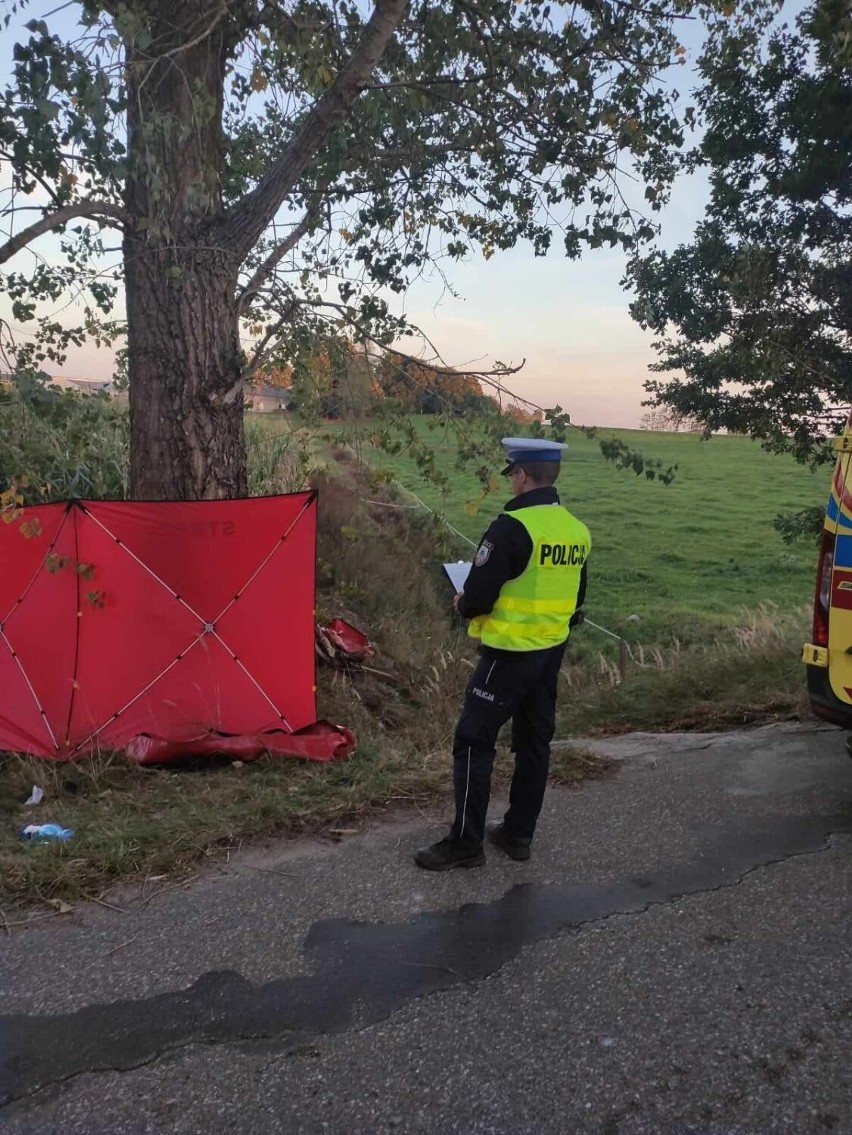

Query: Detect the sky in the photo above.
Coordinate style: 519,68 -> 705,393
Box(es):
0,2 -> 801,428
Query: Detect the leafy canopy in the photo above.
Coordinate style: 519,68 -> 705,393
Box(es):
629,0 -> 852,469
0,0 -> 716,382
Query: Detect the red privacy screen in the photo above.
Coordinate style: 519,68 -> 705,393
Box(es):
0,494 -> 317,758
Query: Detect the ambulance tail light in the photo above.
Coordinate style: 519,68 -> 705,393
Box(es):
813,530 -> 835,648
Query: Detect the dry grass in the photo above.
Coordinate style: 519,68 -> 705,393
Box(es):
559,604 -> 809,735
0,738 -> 443,910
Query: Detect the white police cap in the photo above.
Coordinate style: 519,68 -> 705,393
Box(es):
500,436 -> 568,475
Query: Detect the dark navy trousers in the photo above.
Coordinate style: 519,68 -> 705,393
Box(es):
450,642 -> 566,846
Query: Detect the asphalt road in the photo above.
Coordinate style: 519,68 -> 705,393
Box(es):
2,720 -> 852,1134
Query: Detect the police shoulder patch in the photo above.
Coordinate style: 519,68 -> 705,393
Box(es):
474,539 -> 493,567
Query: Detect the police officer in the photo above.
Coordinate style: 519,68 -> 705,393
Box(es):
415,437 -> 590,871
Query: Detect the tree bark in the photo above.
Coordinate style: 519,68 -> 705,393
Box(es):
125,241 -> 246,499
124,2 -> 246,500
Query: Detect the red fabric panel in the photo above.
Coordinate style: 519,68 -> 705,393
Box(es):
0,494 -> 319,759
125,720 -> 356,765
1,507 -> 77,749
83,496 -> 313,620
216,499 -> 316,733
0,502 -> 69,616
0,647 -> 56,755
68,507 -> 202,745
0,504 -> 75,755
94,634 -> 290,746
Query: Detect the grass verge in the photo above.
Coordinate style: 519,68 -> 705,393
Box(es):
560,604 -> 810,736
0,733 -> 613,911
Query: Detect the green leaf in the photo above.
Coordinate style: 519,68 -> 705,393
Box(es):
36,97 -> 61,121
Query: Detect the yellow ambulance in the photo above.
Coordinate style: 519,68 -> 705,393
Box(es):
803,416 -> 852,727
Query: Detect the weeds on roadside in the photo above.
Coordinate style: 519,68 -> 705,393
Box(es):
560,604 -> 808,735
245,419 -> 316,496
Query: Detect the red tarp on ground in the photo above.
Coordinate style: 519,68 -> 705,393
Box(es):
0,494 -> 350,761
126,720 -> 355,765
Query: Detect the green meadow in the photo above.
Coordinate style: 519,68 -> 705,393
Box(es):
336,421 -> 828,652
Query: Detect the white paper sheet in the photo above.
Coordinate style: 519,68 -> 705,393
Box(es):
443,561 -> 471,592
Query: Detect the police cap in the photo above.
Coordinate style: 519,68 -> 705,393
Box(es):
500,436 -> 568,476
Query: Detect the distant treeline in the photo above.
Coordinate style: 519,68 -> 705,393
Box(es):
251,343 -> 541,423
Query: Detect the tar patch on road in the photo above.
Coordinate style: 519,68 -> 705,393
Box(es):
2,811 -> 851,1105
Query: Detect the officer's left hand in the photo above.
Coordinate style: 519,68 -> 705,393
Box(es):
452,590 -> 464,613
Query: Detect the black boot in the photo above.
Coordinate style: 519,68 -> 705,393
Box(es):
414,837 -> 485,871
487,823 -> 532,862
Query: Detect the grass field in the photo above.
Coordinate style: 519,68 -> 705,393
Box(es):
322,418 -> 827,653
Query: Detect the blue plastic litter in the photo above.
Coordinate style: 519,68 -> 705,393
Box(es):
19,823 -> 75,842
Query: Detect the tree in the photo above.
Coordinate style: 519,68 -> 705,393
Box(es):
639,406 -> 701,432
2,0 -> 718,500
375,349 -> 486,413
628,0 -> 852,468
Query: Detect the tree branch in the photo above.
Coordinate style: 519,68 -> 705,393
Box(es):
220,297 -> 302,405
236,208 -> 317,311
0,150 -> 63,210
239,306 -> 298,387
300,297 -> 529,387
222,0 -> 407,260
0,201 -> 126,266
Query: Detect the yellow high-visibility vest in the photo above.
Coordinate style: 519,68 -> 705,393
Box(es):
469,504 -> 591,651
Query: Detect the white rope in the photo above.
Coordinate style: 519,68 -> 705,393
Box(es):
390,482 -> 478,548
0,626 -> 59,750
363,498 -> 421,510
585,618 -> 637,663
584,619 -> 620,641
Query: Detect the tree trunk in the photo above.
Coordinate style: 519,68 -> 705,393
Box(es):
126,242 -> 247,500
123,4 -> 247,500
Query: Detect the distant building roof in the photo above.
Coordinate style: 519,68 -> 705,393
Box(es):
50,376 -> 113,392
0,372 -> 113,393
249,386 -> 292,401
